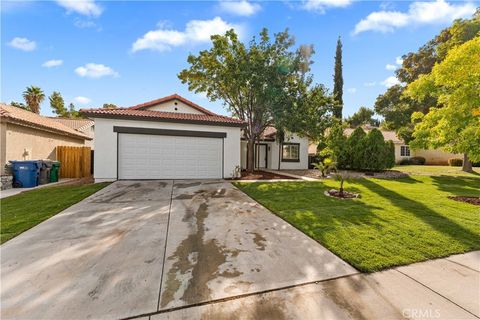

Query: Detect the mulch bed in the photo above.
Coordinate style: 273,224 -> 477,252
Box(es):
229,170 -> 297,180
448,196 -> 480,206
324,189 -> 360,199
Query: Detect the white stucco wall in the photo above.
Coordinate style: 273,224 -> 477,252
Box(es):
240,133 -> 309,170
146,100 -> 204,114
92,117 -> 241,181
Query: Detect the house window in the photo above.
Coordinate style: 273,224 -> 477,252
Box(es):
401,145 -> 410,157
282,143 -> 300,162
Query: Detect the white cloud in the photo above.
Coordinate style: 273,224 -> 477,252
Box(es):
73,96 -> 91,104
75,63 -> 119,78
347,87 -> 357,94
42,59 -> 63,68
74,18 -> 99,29
395,56 -> 403,65
219,0 -> 261,16
302,0 -> 352,13
131,17 -> 242,53
8,37 -> 36,51
56,0 -> 102,17
382,76 -> 400,88
385,64 -> 397,71
354,0 -> 476,34
364,81 -> 376,87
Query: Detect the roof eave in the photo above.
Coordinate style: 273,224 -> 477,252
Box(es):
82,112 -> 246,128
4,117 -> 93,140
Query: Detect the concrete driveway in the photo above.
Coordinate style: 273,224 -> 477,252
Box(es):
1,180 -> 357,320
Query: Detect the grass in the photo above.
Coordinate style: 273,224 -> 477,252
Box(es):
394,165 -> 480,177
1,182 -> 110,244
235,175 -> 480,272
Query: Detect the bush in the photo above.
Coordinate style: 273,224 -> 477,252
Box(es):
324,125 -> 395,172
347,127 -> 367,170
410,156 -> 426,165
448,158 -> 463,166
363,129 -> 389,171
399,158 -> 411,165
385,140 -> 396,168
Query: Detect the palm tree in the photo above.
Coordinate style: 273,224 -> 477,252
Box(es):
22,86 -> 45,114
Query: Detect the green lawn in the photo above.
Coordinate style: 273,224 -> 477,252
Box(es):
235,175 -> 480,272
1,182 -> 110,244
394,165 -> 480,177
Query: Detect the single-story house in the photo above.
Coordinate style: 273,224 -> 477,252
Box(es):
82,94 -> 310,181
340,127 -> 460,165
241,127 -> 309,171
50,118 -> 95,149
0,103 -> 92,174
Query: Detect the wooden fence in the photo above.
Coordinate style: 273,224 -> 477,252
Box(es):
56,146 -> 92,178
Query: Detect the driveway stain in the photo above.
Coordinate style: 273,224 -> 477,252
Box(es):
198,296 -> 287,320
160,202 -> 243,308
247,232 -> 267,251
175,182 -> 202,189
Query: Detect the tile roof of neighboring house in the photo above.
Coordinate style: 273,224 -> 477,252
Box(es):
0,104 -> 92,140
80,94 -> 245,127
240,126 -> 277,140
50,118 -> 94,132
344,127 -> 404,144
128,93 -> 216,115
80,108 -> 245,127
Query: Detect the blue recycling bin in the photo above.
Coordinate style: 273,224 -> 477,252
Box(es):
10,160 -> 42,188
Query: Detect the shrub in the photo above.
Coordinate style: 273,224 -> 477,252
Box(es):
325,123 -> 349,169
399,158 -> 411,165
410,156 -> 426,165
385,140 -> 396,168
363,129 -> 388,171
448,158 -> 463,166
347,127 -> 367,170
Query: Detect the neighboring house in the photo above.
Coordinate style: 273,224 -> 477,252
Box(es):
82,94 -> 245,181
0,104 -> 92,174
345,127 -> 460,165
50,118 -> 95,149
240,127 -> 309,171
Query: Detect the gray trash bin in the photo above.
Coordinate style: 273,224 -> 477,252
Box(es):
39,160 -> 53,185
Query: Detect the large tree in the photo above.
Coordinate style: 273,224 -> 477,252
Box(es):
405,37 -> 480,172
49,91 -> 68,117
179,28 -> 332,172
375,11 -> 479,137
22,86 -> 45,114
332,36 -> 343,119
346,106 -> 379,128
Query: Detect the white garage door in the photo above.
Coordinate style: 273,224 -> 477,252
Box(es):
118,133 -> 223,179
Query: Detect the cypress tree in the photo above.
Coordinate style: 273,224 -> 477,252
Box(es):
333,36 -> 343,119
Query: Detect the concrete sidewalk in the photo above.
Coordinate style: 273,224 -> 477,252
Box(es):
151,251 -> 479,320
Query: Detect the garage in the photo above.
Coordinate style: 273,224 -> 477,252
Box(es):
117,131 -> 223,179
81,94 -> 244,181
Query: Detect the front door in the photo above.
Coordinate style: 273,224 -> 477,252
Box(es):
255,144 -> 267,169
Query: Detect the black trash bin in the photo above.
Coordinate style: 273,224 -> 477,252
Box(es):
39,160 -> 53,185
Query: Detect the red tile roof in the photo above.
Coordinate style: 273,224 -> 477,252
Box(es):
81,94 -> 245,127
81,108 -> 245,126
50,117 -> 94,132
128,93 -> 216,115
0,104 -> 92,140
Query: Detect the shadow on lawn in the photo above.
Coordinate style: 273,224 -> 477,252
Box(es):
430,175 -> 480,196
359,179 -> 480,248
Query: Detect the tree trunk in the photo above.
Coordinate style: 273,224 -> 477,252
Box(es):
278,141 -> 281,171
247,139 -> 255,173
462,153 -> 473,173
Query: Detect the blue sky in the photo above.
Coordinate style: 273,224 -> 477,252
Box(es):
2,0 -> 478,117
